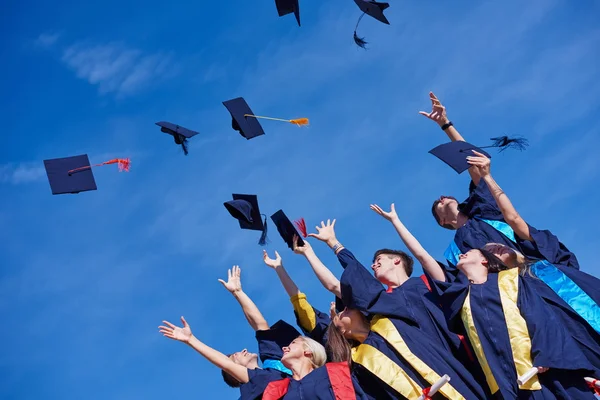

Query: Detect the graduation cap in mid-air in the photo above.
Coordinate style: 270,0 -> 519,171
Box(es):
270,209 -> 305,249
223,97 -> 309,140
43,154 -> 130,195
155,121 -> 199,156
353,0 -> 390,49
224,194 -> 269,245
429,136 -> 528,174
274,0 -> 300,26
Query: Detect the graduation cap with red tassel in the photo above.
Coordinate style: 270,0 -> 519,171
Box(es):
68,158 -> 131,175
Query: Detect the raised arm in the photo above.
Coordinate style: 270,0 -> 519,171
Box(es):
467,151 -> 532,241
263,249 -> 302,298
370,203 -> 447,282
419,91 -> 481,185
159,316 -> 249,384
291,235 -> 341,298
218,266 -> 269,331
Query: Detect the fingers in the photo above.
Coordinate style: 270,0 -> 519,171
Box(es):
180,316 -> 188,327
158,325 -> 173,333
418,111 -> 431,117
162,320 -> 176,329
234,265 -> 241,277
537,367 -> 549,373
293,234 -> 299,250
390,203 -> 395,212
217,279 -> 226,286
370,204 -> 383,214
331,219 -> 336,227
262,249 -> 268,259
470,150 -> 488,158
430,91 -> 438,100
307,233 -> 318,238
227,268 -> 232,281
274,251 -> 281,259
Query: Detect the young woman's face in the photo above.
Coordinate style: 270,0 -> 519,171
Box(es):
281,338 -> 307,363
331,306 -> 363,339
484,243 -> 518,268
435,196 -> 459,227
457,249 -> 486,272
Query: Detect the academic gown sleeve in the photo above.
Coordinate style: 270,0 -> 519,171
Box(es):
239,368 -> 289,400
289,293 -> 331,345
256,320 -> 300,373
517,276 -> 596,373
337,248 -> 419,325
528,226 -> 580,269
430,273 -> 471,334
459,179 -> 504,220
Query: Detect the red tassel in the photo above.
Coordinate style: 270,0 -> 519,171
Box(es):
294,218 -> 307,238
68,157 -> 131,175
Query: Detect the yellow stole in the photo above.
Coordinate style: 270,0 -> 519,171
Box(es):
461,268 -> 541,393
353,316 -> 465,399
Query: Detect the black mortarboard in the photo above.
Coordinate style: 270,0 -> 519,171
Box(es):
353,0 -> 390,48
270,209 -> 304,249
275,0 -> 300,26
224,194 -> 268,245
429,136 -> 528,174
429,141 -> 491,174
43,154 -> 98,195
155,121 -> 199,156
222,97 -> 266,140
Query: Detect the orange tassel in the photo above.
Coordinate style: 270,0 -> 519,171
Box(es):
289,118 -> 309,126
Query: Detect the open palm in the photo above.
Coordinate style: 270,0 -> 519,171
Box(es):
218,265 -> 242,293
263,250 -> 282,269
370,203 -> 398,222
159,316 -> 192,343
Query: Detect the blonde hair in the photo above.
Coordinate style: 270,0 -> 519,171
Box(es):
299,336 -> 327,368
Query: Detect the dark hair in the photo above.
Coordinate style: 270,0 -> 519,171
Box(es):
221,354 -> 242,388
325,319 -> 362,366
478,249 -> 509,273
373,249 -> 414,277
431,196 -> 458,230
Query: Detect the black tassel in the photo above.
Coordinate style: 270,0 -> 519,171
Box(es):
490,136 -> 529,152
354,13 -> 368,49
173,133 -> 189,155
354,31 -> 368,49
258,215 -> 268,246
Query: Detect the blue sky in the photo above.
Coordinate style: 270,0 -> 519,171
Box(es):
1,0 -> 599,398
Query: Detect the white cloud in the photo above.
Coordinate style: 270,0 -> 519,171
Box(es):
61,42 -> 176,96
0,162 -> 46,184
35,32 -> 61,48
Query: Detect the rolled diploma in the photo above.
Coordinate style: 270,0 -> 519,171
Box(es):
517,367 -> 539,386
418,375 -> 451,400
584,377 -> 600,388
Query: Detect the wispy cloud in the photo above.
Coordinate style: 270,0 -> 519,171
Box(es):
34,32 -> 61,48
0,162 -> 45,185
60,42 -> 176,96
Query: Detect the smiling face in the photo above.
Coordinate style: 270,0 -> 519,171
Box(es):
281,337 -> 308,363
371,253 -> 401,283
433,196 -> 460,229
330,303 -> 367,339
229,348 -> 258,367
456,249 -> 488,274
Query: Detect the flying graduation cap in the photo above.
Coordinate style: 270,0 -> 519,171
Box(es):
270,209 -> 304,249
429,136 -> 528,174
275,0 -> 300,26
155,121 -> 199,156
223,97 -> 309,140
353,0 -> 390,49
43,154 -> 130,195
224,194 -> 269,245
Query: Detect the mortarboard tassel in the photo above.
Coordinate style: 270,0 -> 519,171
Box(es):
293,218 -> 307,238
488,136 -> 529,152
244,114 -> 309,127
173,133 -> 189,156
259,214 -> 269,246
353,13 -> 368,49
68,158 -> 131,175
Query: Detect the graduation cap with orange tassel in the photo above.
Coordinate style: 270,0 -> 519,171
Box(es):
43,154 -> 130,195
223,97 -> 309,140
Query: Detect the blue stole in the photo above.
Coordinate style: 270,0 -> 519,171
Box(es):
262,359 -> 293,375
446,218 -> 600,333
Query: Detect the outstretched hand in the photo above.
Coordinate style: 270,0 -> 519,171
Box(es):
263,250 -> 282,269
308,219 -> 337,244
218,265 -> 242,293
292,234 -> 312,255
466,150 -> 491,177
159,316 -> 193,343
419,92 -> 449,126
370,203 -> 399,222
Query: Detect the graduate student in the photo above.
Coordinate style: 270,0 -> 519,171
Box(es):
420,92 -> 579,270
288,234 -> 488,399
427,248 -> 597,399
